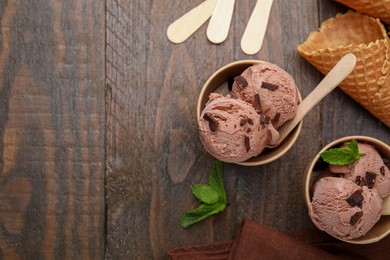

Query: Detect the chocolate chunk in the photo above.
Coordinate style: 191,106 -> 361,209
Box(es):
254,94 -> 262,113
264,116 -> 270,124
365,172 -> 377,189
203,113 -> 218,132
346,190 -> 364,208
380,166 -> 386,176
244,136 -> 250,152
261,82 -> 279,91
234,76 -> 249,88
248,118 -> 253,125
350,211 -> 363,226
271,113 -> 280,125
240,117 -> 248,126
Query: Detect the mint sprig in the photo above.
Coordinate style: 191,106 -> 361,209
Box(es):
320,139 -> 365,165
180,160 -> 226,228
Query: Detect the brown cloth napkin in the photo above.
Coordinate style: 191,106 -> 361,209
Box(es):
168,219 -> 390,260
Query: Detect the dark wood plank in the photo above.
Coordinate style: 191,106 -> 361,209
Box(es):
0,0 -> 105,258
106,0 -> 390,259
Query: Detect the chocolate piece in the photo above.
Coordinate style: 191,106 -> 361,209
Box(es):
365,172 -> 377,189
261,82 -> 279,91
264,116 -> 270,124
240,117 -> 248,126
355,176 -> 363,186
234,76 -> 249,88
271,113 -> 280,125
254,94 -> 262,113
247,118 -> 253,125
203,113 -> 218,132
244,136 -> 250,152
349,211 -> 363,226
346,190 -> 364,208
380,166 -> 386,176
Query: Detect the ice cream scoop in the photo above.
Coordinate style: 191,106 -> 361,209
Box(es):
310,177 -> 382,240
231,62 -> 298,129
329,143 -> 390,198
199,94 -> 279,163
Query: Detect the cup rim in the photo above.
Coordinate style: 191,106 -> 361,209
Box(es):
304,135 -> 390,244
197,60 -> 303,166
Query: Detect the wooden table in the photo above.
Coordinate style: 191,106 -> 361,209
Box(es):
0,0 -> 389,259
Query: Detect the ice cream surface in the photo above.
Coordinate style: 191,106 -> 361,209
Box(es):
198,94 -> 279,163
310,177 -> 382,240
329,143 -> 390,198
231,62 -> 298,129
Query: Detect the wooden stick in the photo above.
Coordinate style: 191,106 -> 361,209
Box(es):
275,53 -> 357,146
167,0 -> 218,44
241,0 -> 274,55
206,0 -> 235,44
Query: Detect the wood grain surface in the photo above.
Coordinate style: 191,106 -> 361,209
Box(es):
106,0 -> 388,259
0,0 -> 105,259
1,0 -> 390,259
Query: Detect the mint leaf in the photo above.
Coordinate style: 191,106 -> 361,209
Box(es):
191,184 -> 219,204
208,160 -> 226,204
320,139 -> 365,165
180,202 -> 225,229
180,160 -> 227,228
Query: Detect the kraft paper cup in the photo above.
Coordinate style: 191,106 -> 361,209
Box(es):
304,135 -> 390,244
197,60 -> 303,166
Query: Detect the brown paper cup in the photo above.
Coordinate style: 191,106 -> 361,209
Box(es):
304,136 -> 390,244
197,60 -> 303,166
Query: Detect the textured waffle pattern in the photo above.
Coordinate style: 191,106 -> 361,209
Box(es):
298,11 -> 390,128
335,0 -> 390,24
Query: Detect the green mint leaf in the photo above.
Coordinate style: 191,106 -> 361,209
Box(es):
180,160 -> 227,229
191,184 -> 219,204
320,139 -> 365,165
180,202 -> 225,229
208,160 -> 226,204
346,139 -> 358,155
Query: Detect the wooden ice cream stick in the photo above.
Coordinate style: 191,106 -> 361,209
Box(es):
241,0 -> 274,55
167,0 -> 218,44
206,0 -> 235,44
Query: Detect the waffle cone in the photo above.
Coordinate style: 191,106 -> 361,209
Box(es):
335,0 -> 390,24
298,11 -> 390,128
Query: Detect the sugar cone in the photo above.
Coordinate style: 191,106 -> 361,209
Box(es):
334,0 -> 390,25
298,11 -> 390,128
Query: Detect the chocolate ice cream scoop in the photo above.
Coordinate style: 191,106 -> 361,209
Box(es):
329,143 -> 390,198
310,177 -> 382,241
231,62 -> 298,129
199,94 -> 279,163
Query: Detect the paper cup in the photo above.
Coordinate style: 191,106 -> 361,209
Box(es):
197,60 -> 303,166
304,135 -> 390,244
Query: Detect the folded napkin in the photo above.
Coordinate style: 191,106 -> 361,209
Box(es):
168,219 -> 390,259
